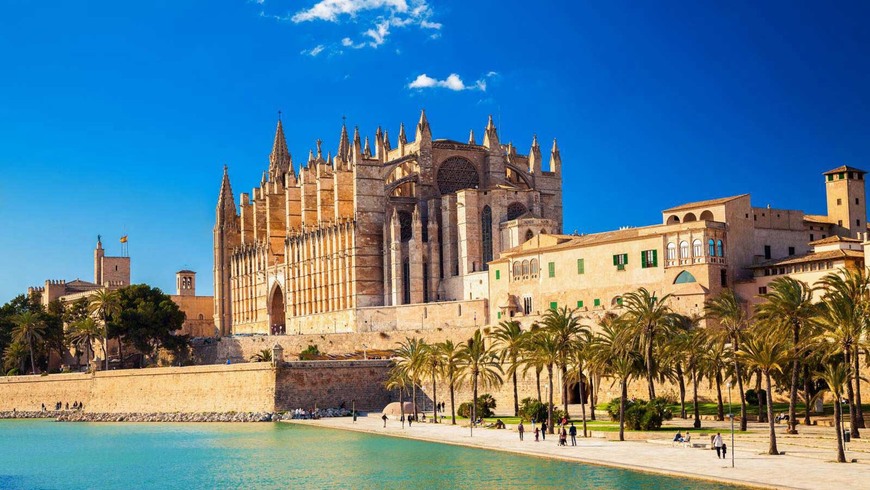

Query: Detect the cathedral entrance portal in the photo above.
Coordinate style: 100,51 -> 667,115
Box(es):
269,286 -> 286,335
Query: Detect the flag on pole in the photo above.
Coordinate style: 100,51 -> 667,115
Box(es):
120,235 -> 128,243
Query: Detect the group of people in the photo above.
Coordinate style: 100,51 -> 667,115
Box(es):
41,401 -> 84,411
290,408 -> 317,420
672,431 -> 693,445
675,430 -> 728,458
516,418 -> 578,446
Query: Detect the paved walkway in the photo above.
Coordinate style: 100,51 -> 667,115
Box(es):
285,414 -> 870,489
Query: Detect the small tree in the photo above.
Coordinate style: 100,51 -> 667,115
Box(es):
818,362 -> 850,463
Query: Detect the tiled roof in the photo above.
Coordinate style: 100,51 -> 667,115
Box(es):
803,214 -> 835,224
823,165 -> 867,176
750,249 -> 863,268
808,235 -> 861,245
662,194 -> 749,213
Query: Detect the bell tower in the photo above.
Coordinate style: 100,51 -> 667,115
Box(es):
824,166 -> 867,239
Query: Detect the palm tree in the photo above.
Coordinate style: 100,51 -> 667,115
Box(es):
3,341 -> 28,375
705,288 -> 749,430
620,288 -> 674,400
457,330 -> 503,434
541,306 -> 589,416
566,340 -> 590,437
67,317 -> 103,369
737,330 -> 790,455
89,289 -> 121,370
755,276 -> 816,434
384,369 -> 411,429
525,329 -> 560,434
700,336 -> 727,422
393,337 -> 427,421
437,339 -> 463,425
586,318 -> 641,441
685,327 -> 707,429
491,320 -> 524,416
249,348 -> 272,362
13,311 -> 46,374
420,343 -> 441,422
817,362 -> 850,463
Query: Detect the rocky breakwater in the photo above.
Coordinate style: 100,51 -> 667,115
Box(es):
1,408 -> 356,422
0,410 -> 59,419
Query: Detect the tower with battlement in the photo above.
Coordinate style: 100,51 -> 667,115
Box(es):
214,112 -> 563,335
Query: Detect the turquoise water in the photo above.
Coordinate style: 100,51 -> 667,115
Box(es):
0,420 -> 743,489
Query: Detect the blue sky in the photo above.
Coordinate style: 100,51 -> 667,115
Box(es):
1,0 -> 870,303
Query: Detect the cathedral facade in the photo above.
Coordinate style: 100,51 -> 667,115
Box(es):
213,112 -> 563,335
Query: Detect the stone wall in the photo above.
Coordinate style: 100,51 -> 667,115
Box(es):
276,360 -> 391,412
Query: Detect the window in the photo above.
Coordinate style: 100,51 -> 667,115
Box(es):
495,270 -> 500,280
593,298 -> 601,307
613,253 -> 628,270
720,269 -> 727,287
764,245 -> 771,260
525,230 -> 534,241
692,239 -> 702,257
550,301 -> 558,310
857,198 -> 861,205
788,247 -> 795,256
679,241 -> 689,258
577,258 -> 585,274
523,296 -> 532,315
198,314 -> 204,320
708,239 -> 715,257
838,220 -> 843,226
827,174 -> 834,182
810,234 -> 814,242
481,206 -> 493,270
667,242 -> 676,260
858,219 -> 862,227
522,260 -> 530,276
674,271 -> 697,284
641,250 -> 658,268
837,198 -> 842,205
513,262 -> 521,277
612,296 -> 623,307
497,312 -> 502,319
577,300 -> 584,308
530,259 -> 539,276
717,240 -> 724,257
758,286 -> 767,295
548,262 -> 555,278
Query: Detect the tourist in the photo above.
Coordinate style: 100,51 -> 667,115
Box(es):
65,402 -> 69,411
408,415 -> 412,427
683,432 -> 692,445
382,414 -> 388,428
534,426 -> 540,442
518,421 -> 524,441
559,427 -> 567,446
722,443 -> 727,459
713,433 -> 724,459
569,422 -> 577,446
673,431 -> 683,443
41,403 -> 45,411
540,420 -> 547,440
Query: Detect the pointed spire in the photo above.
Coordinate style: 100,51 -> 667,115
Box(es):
383,130 -> 392,152
468,129 -> 477,145
549,138 -> 561,173
529,134 -> 542,174
483,114 -> 499,149
398,123 -> 407,146
308,149 -> 315,165
415,109 -> 431,141
316,139 -> 323,159
363,136 -> 372,158
269,116 -> 292,179
337,120 -> 350,163
217,165 -> 237,220
351,126 -> 362,166
375,126 -> 385,161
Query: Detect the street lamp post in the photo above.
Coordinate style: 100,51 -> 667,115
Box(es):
727,381 -> 734,468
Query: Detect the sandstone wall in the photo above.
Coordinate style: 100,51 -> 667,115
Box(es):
276,360 -> 391,412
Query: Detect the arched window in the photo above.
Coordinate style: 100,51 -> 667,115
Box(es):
667,215 -> 681,225
525,230 -> 534,241
692,239 -> 702,257
522,260 -> 530,276
667,242 -> 676,260
611,296 -> 623,308
481,206 -> 493,270
679,241 -> 689,258
398,211 -> 413,242
530,259 -> 538,276
513,262 -> 522,277
198,314 -> 204,320
674,271 -> 697,284
717,240 -> 724,257
507,202 -> 528,221
683,213 -> 697,222
437,157 -> 480,195
700,210 -> 714,221
708,239 -> 715,257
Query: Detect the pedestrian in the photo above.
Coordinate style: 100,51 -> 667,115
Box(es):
408,415 -> 412,427
540,420 -> 547,440
382,414 -> 388,428
534,426 -> 540,442
713,432 -> 724,459
518,421 -> 525,441
41,403 -> 45,412
569,422 -> 577,446
559,427 -> 567,446
722,443 -> 727,459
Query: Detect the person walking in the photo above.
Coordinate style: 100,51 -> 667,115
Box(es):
722,443 -> 727,459
382,414 -> 388,428
713,433 -> 724,459
540,420 -> 547,441
534,426 -> 540,441
518,421 -> 525,441
569,422 -> 577,446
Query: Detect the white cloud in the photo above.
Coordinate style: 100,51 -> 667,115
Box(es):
408,72 -> 498,92
364,19 -> 391,47
291,0 -> 409,23
301,44 -> 326,56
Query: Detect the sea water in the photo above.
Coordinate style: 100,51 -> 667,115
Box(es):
0,420 -> 743,489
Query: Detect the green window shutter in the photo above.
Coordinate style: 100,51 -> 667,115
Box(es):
594,298 -> 601,307
617,297 -> 623,306
497,312 -> 502,319
549,302 -> 558,310
495,270 -> 500,280
577,258 -> 585,274
652,249 -> 658,267
577,300 -> 584,308
612,254 -> 618,266
641,251 -> 647,268
623,253 -> 628,264
548,262 -> 555,278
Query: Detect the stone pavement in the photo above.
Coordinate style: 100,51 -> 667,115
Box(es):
286,414 -> 870,489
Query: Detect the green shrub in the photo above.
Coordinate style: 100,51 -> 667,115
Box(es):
518,397 -> 565,423
457,394 -> 496,418
299,344 -> 320,360
745,389 -> 767,406
605,397 -> 672,431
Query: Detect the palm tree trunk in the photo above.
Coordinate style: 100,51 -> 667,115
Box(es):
835,395 -> 846,463
473,372 -> 479,428
765,371 -> 779,455
803,364 -> 812,427
756,369 -> 765,422
845,350 -> 859,438
450,375 -> 456,425
118,337 -> 124,369
536,368 -> 542,402
561,364 -> 569,416
853,346 -> 865,429
735,356 -> 747,431
547,365 -> 555,434
619,378 -> 627,441
676,362 -> 687,419
646,331 -> 656,400
788,323 -> 800,434
412,383 -> 418,422
589,375 -> 597,421
579,374 -> 587,438
715,370 -> 725,421
512,369 -> 519,417
431,370 -> 437,423
692,367 -> 701,429
28,338 -> 36,375
399,387 -> 405,429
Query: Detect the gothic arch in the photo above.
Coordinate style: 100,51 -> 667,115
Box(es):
436,156 -> 480,195
269,284 -> 286,330
481,205 -> 493,269
398,211 -> 413,242
507,202 -> 528,221
504,163 -> 533,190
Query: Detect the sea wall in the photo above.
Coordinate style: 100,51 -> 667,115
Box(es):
276,360 -> 392,412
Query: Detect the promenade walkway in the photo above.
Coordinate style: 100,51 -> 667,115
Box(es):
287,414 -> 870,489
